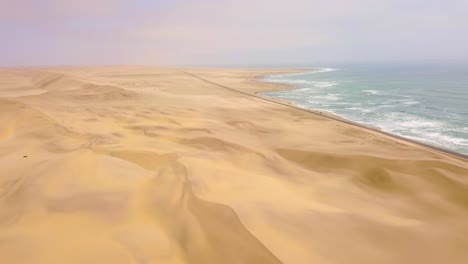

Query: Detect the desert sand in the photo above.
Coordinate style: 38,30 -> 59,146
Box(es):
1,66 -> 467,264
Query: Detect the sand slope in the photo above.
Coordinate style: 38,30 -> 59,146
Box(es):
0,67 -> 467,264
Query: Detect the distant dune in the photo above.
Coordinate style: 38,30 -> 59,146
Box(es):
0,67 -> 467,264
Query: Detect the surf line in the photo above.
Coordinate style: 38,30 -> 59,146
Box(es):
179,70 -> 468,160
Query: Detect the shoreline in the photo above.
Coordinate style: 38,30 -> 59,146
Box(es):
1,66 -> 468,264
249,69 -> 468,160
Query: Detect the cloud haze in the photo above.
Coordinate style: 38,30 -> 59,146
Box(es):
1,0 -> 467,66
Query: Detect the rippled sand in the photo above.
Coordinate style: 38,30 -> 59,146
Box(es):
0,67 -> 467,264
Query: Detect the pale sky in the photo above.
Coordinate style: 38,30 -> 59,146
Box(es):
1,0 -> 467,66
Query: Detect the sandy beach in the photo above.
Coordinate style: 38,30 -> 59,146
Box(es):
1,66 -> 468,264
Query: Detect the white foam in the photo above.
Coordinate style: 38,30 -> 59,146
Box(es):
363,89 -> 380,95
262,67 -> 338,81
281,68 -> 338,76
425,132 -> 468,146
311,81 -> 338,88
313,94 -> 340,101
389,98 -> 421,106
282,87 -> 314,95
315,68 -> 338,73
399,120 -> 442,129
263,78 -> 314,85
401,100 -> 420,105
344,106 -> 374,113
264,78 -> 338,89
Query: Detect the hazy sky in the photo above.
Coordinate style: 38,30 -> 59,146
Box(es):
1,0 -> 467,66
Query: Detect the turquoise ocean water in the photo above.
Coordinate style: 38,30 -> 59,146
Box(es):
261,65 -> 468,155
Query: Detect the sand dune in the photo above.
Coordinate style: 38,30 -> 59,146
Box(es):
0,67 -> 467,264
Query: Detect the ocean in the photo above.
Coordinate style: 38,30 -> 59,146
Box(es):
261,64 -> 468,155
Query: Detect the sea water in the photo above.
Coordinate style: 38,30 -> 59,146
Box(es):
261,64 -> 468,155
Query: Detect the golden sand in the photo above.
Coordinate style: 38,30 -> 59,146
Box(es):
0,67 -> 467,264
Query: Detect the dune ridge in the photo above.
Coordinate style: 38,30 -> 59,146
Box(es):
0,67 -> 467,264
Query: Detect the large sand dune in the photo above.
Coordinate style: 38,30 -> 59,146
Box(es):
0,67 -> 467,264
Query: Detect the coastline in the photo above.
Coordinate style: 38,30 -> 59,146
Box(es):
1,67 -> 468,264
251,69 -> 468,160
